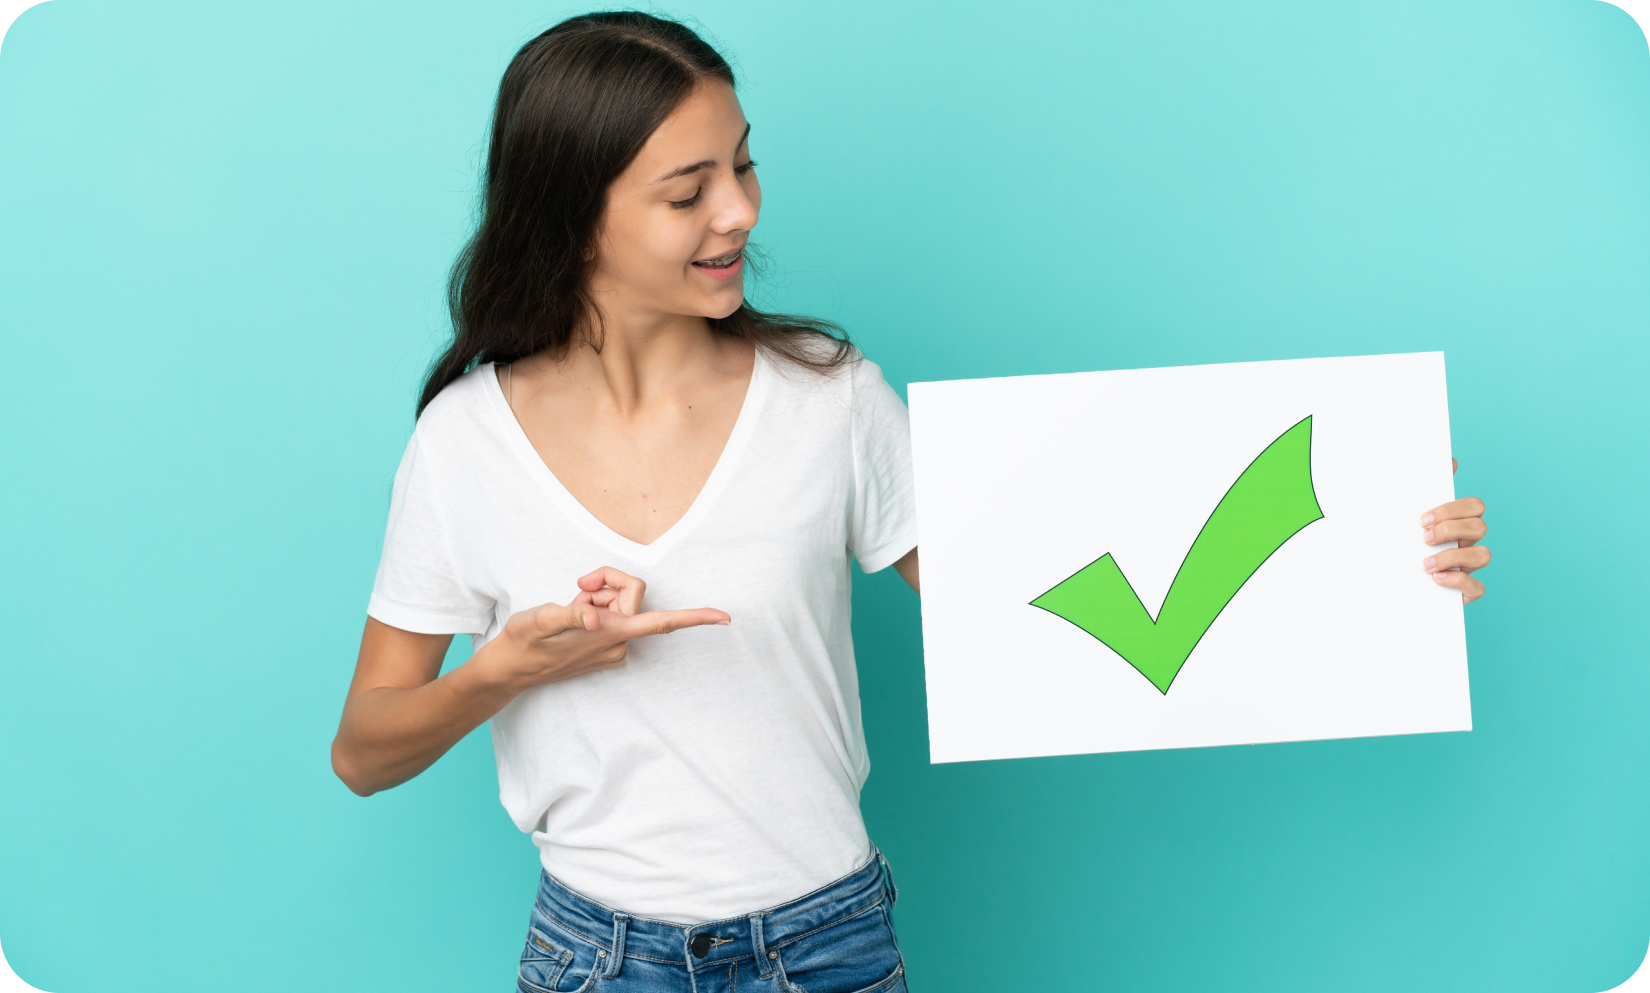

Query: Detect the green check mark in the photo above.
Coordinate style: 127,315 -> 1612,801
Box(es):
1031,416 -> 1324,694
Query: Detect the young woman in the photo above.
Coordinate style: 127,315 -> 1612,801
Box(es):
331,12 -> 1492,993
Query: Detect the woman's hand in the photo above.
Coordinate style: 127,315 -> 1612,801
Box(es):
1422,459 -> 1491,604
332,568 -> 725,797
481,567 -> 730,693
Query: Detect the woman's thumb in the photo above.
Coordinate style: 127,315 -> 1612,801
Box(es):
536,601 -> 595,635
566,603 -> 597,632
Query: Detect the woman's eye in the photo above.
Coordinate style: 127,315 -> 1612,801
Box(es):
668,190 -> 702,210
734,159 -> 757,175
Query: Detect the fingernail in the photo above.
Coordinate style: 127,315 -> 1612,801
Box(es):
1433,572 -> 1447,583
1423,529 -> 1434,544
1423,556 -> 1437,571
718,619 -> 730,626
1421,513 -> 1435,526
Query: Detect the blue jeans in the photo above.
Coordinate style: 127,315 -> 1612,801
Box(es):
516,848 -> 907,993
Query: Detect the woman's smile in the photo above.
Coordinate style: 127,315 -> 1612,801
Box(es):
691,246 -> 744,281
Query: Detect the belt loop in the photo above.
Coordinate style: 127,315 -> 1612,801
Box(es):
604,913 -> 629,978
875,847 -> 898,908
749,912 -> 772,979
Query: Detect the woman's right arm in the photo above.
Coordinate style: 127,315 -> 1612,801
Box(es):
331,568 -> 729,796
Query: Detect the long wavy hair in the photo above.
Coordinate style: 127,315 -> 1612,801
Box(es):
419,11 -> 849,415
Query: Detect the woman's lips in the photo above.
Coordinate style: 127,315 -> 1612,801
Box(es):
692,248 -> 743,282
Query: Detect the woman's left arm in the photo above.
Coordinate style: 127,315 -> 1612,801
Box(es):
894,547 -> 920,595
1422,458 -> 1491,604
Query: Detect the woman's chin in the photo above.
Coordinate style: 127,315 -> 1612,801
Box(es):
701,289 -> 746,320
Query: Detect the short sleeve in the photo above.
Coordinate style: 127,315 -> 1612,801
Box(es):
848,353 -> 919,573
367,431 -> 496,635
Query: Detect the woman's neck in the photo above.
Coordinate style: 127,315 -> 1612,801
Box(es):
518,309 -> 741,418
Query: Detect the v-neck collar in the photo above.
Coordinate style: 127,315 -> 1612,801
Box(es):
481,348 -> 772,566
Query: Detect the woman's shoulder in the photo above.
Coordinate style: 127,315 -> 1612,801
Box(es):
413,363 -> 501,444
757,339 -> 907,433
758,334 -> 887,389
758,336 -> 855,406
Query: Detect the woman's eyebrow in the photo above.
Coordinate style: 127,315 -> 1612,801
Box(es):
654,125 -> 752,183
657,159 -> 714,182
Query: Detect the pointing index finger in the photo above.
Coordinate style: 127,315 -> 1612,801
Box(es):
616,608 -> 732,639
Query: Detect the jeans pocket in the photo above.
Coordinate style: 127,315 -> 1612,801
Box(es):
517,924 -> 572,993
773,901 -> 906,993
519,903 -> 607,993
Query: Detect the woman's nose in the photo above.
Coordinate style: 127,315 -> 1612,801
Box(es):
710,178 -> 758,233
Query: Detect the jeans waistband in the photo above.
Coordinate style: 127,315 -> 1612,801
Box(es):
533,847 -> 896,978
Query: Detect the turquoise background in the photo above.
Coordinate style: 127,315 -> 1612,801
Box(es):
2,0 -> 1647,989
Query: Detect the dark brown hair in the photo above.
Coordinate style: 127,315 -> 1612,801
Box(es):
419,11 -> 848,415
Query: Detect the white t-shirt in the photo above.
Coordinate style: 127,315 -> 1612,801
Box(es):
367,345 -> 917,923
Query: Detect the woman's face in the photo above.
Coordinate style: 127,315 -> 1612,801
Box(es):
591,80 -> 760,324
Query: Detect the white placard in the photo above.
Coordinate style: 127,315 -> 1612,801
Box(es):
910,352 -> 1470,764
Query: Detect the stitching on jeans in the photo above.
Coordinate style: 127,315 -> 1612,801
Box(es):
769,898 -> 886,952
536,852 -> 881,931
536,904 -> 612,953
688,951 -> 759,969
542,957 -> 600,993
519,934 -> 572,992
536,909 -> 692,966
784,960 -> 903,993
532,854 -> 884,964
534,889 -> 887,971
769,908 -> 904,993
536,901 -> 692,964
880,903 -> 907,985
530,934 -> 561,956
619,952 -> 682,965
